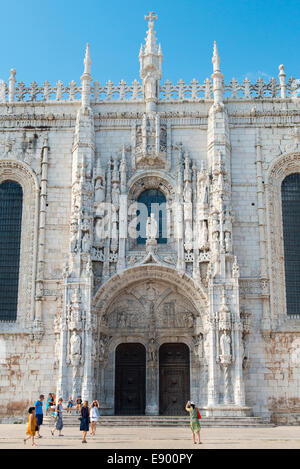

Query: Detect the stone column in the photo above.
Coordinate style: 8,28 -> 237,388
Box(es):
146,360 -> 159,415
233,319 -> 246,406
82,272 -> 94,402
56,281 -> 70,400
232,272 -> 246,407
207,281 -> 218,407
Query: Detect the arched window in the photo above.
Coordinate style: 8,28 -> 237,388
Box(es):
137,189 -> 167,244
0,181 -> 23,321
281,173 -> 300,315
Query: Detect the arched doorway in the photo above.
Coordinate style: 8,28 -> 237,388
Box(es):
159,343 -> 190,416
115,343 -> 146,415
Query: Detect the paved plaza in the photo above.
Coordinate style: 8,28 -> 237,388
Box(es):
0,424 -> 300,449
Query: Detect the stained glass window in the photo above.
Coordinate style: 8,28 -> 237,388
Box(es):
281,173 -> 300,315
0,181 -> 23,321
137,189 -> 167,244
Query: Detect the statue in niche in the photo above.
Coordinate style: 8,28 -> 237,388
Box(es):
225,232 -> 232,253
82,232 -> 90,253
70,227 -> 78,253
198,173 -> 209,206
146,213 -> 158,240
73,194 -> 80,216
99,338 -> 106,361
95,177 -> 105,204
220,331 -> 231,357
183,181 -> 192,204
199,220 -> 208,249
144,73 -> 157,101
212,231 -> 220,253
194,334 -> 203,360
70,331 -> 81,361
211,212 -> 219,232
112,182 -> 120,209
148,338 -> 157,362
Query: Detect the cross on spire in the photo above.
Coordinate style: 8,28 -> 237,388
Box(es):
145,11 -> 158,28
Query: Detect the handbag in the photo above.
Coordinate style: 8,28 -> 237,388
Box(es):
197,408 -> 201,419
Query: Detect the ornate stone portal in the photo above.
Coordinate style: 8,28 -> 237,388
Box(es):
53,14 -> 250,417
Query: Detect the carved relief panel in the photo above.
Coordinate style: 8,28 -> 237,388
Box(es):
104,281 -> 199,332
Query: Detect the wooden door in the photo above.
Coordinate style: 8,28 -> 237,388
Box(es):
159,343 -> 190,416
115,343 -> 146,415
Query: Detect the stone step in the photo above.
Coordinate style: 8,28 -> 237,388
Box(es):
43,414 -> 274,428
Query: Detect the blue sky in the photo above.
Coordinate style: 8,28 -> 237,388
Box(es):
0,0 -> 299,85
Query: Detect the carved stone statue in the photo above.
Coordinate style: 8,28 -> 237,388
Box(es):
70,230 -> 78,253
146,213 -> 158,240
82,232 -> 90,253
220,331 -> 231,357
112,182 -> 120,208
70,331 -> 81,362
194,334 -> 203,360
144,73 -> 157,101
225,231 -> 232,253
99,338 -> 106,361
199,220 -> 208,249
95,177 -> 105,204
184,312 -> 194,328
183,181 -> 192,204
212,231 -> 220,253
148,338 -> 157,362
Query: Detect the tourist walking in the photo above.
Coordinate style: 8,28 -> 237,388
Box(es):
90,400 -> 100,436
67,396 -> 74,414
46,393 -> 54,415
51,398 -> 64,437
34,394 -> 44,438
185,401 -> 201,444
76,396 -> 82,414
24,407 -> 38,447
80,401 -> 90,444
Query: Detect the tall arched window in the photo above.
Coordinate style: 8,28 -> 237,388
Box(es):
281,173 -> 300,315
137,189 -> 167,244
0,181 -> 23,321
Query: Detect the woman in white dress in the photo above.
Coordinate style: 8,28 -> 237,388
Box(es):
90,400 -> 100,436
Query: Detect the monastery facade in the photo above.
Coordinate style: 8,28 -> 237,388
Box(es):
0,13 -> 300,423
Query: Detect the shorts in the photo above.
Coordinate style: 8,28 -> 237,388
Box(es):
36,414 -> 43,426
67,403 -> 73,408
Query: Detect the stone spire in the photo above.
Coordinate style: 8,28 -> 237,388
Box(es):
81,43 -> 92,110
211,41 -> 224,106
139,12 -> 163,112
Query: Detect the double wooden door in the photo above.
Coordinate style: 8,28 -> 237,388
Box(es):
159,343 -> 190,416
115,343 -> 146,415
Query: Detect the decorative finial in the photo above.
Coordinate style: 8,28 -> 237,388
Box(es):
279,64 -> 287,98
81,43 -> 92,109
212,41 -> 221,73
84,43 -> 92,75
211,41 -> 224,106
139,11 -> 162,112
